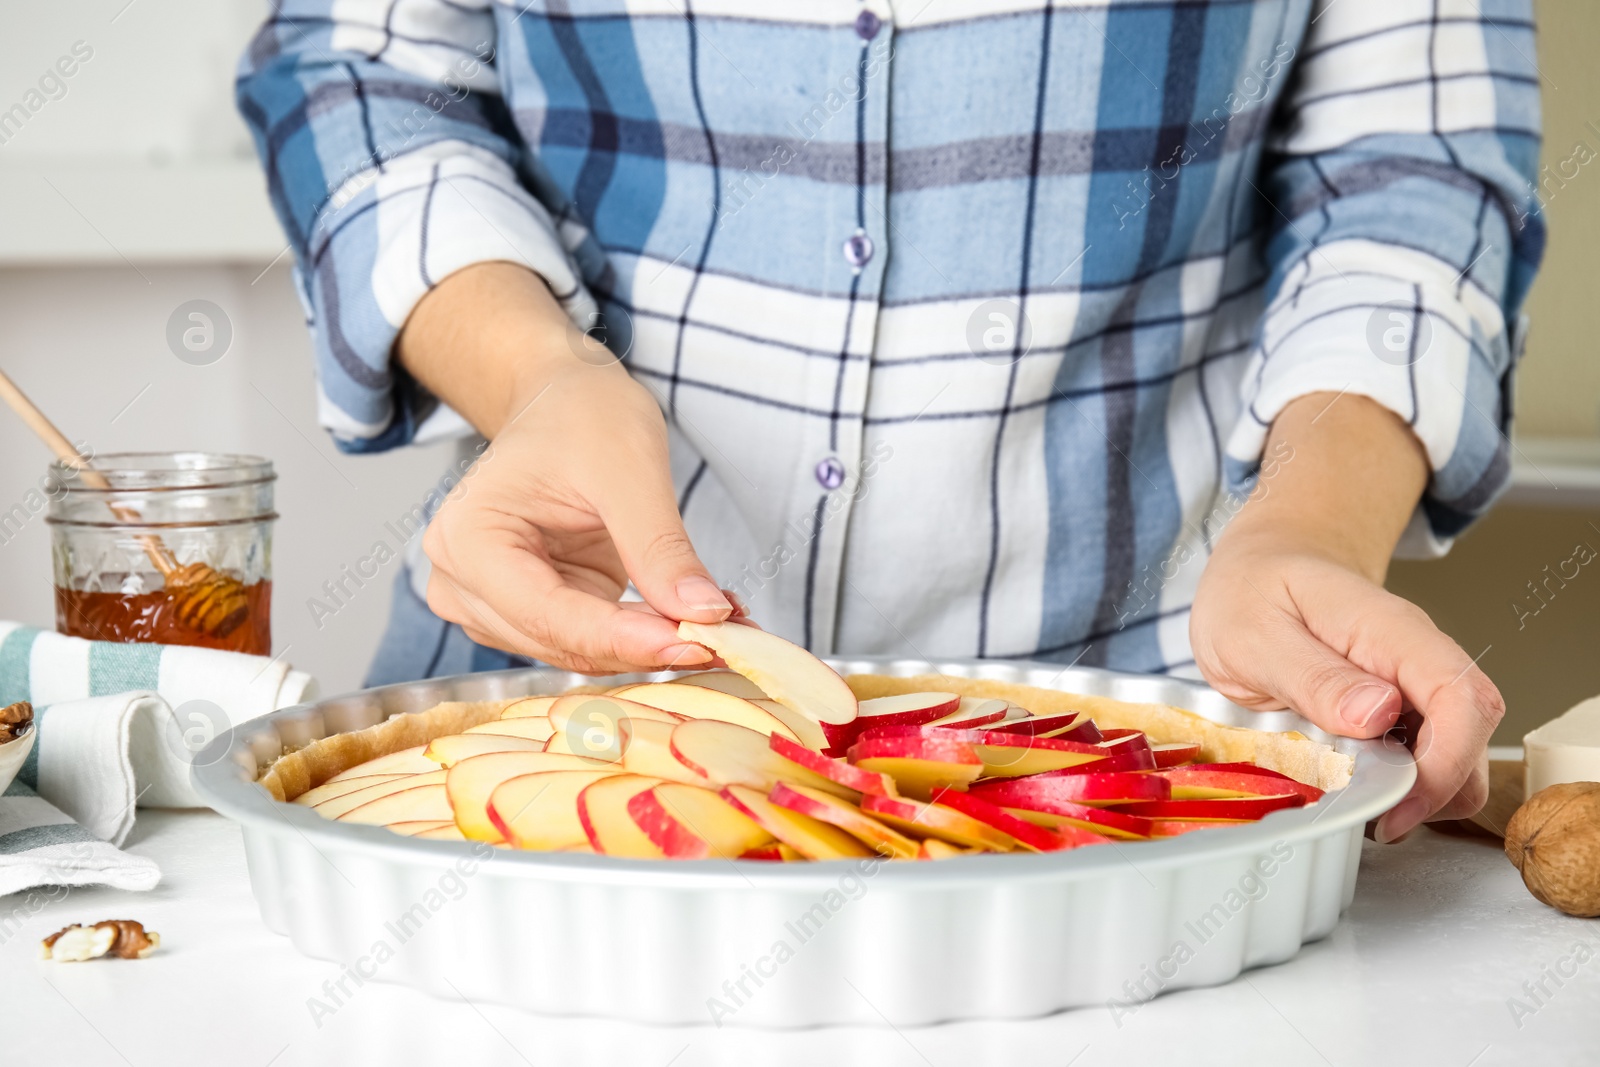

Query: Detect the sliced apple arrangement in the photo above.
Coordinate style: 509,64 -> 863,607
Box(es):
292,622 -> 1326,859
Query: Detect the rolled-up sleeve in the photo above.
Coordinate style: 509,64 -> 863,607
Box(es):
1225,0 -> 1545,552
236,0 -> 595,452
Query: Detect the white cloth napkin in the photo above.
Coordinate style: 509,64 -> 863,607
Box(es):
0,777 -> 161,898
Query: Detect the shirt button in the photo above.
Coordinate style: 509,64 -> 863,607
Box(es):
843,231 -> 873,268
815,457 -> 846,490
855,10 -> 881,39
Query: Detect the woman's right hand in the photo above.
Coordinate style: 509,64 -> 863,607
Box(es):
397,262 -> 734,674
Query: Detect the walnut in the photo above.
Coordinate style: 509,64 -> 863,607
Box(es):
1505,781 -> 1600,918
40,920 -> 160,961
0,701 -> 31,743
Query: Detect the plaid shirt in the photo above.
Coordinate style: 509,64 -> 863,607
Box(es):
238,0 -> 1543,674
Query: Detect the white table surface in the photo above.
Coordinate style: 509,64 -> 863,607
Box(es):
4,809 -> 1597,1067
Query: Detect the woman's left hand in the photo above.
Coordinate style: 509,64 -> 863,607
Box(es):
1189,393 -> 1505,843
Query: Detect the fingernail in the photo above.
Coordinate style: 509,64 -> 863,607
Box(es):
1339,683 -> 1398,731
658,642 -> 713,668
722,588 -> 749,618
675,576 -> 731,615
1376,795 -> 1429,844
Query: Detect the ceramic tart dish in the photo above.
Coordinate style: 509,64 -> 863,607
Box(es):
191,657 -> 1413,1028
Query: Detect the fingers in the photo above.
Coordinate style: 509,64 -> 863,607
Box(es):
1366,618 -> 1503,842
595,469 -> 732,625
425,521 -> 711,675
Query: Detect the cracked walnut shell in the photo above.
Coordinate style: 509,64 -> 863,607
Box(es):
40,920 -> 160,962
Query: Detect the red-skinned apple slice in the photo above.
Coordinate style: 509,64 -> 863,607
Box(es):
326,745 -> 436,782
931,787 -> 1112,852
1147,818 -> 1251,837
576,773 -> 667,857
670,719 -> 855,798
969,771 -> 1171,808
846,734 -> 986,800
821,692 -> 960,753
996,798 -> 1154,839
767,781 -> 920,858
499,695 -> 558,720
720,784 -> 874,860
859,792 -> 1017,852
293,773 -> 409,808
1109,794 -> 1306,819
464,717 -> 557,743
1154,766 -> 1324,803
740,843 -> 786,861
769,733 -> 895,796
675,620 -> 858,726
340,783 -> 453,825
927,697 -> 1010,729
1150,741 -> 1202,767
626,783 -> 773,859
313,770 -> 447,818
609,683 -> 799,742
425,732 -> 547,767
988,711 -> 1103,744
489,770 -> 619,850
447,751 -> 620,842
1004,744 -> 1156,776
1185,761 -> 1294,781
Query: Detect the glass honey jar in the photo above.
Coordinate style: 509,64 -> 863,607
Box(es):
46,453 -> 275,654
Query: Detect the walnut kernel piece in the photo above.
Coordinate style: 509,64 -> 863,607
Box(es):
40,920 -> 160,961
0,700 -> 32,743
1505,781 -> 1600,918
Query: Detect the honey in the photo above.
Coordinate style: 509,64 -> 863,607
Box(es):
55,579 -> 271,655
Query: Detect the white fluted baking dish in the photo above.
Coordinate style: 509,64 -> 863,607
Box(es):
191,657 -> 1414,1028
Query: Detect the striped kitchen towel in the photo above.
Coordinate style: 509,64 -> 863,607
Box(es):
0,779 -> 160,898
0,623 -> 316,846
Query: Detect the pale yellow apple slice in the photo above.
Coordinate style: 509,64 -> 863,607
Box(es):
447,751 -> 622,842
620,718 -> 711,785
340,783 -> 453,825
312,770 -> 448,818
676,620 -> 858,726
628,783 -> 774,859
613,683 -> 800,742
489,770 -> 618,850
577,774 -> 667,857
425,732 -> 547,767
499,695 -> 558,719
293,773 -> 408,807
667,670 -> 768,700
721,784 -> 872,860
464,717 -> 556,742
387,820 -> 454,836
326,745 -> 437,783
415,824 -> 468,841
752,698 -> 828,752
670,719 -> 856,799
767,781 -> 920,859
548,693 -> 682,731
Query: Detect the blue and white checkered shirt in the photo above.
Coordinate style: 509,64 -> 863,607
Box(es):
238,0 -> 1544,674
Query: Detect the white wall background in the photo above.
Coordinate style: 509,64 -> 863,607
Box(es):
0,2 -> 457,694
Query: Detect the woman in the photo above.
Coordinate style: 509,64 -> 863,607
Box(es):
238,0 -> 1542,845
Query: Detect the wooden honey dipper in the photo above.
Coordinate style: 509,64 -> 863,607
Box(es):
0,368 -> 252,640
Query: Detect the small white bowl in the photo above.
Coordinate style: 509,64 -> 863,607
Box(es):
0,725 -> 35,795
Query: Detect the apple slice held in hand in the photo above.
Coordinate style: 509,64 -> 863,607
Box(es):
768,781 -> 921,859
676,620 -> 858,726
671,718 -> 856,798
447,751 -> 621,842
720,784 -> 875,861
821,692 -> 960,753
577,774 -> 668,858
489,769 -> 622,850
627,783 -> 773,859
